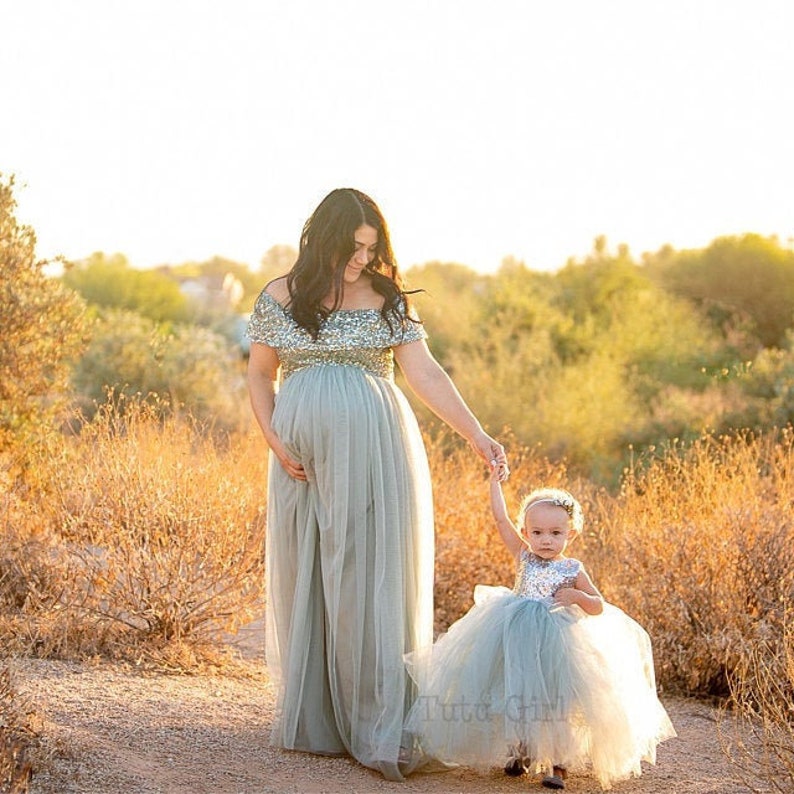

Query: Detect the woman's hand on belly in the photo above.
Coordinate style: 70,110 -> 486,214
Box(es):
269,434 -> 307,481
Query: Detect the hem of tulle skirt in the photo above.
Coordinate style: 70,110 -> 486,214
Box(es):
269,741 -> 349,758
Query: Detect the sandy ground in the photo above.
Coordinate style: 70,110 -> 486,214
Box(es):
10,623 -> 768,794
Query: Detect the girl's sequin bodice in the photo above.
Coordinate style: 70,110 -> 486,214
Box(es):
246,290 -> 426,380
512,550 -> 581,602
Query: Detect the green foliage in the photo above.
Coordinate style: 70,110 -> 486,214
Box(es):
168,255 -> 263,316
0,175 -> 88,449
409,237 -> 794,482
63,251 -> 191,324
407,246 -> 731,483
736,333 -> 794,427
555,242 -> 648,330
406,261 -> 487,365
72,309 -> 246,429
646,233 -> 794,349
9,182 -> 794,487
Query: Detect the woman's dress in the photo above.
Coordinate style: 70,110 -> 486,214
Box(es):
246,291 -> 434,781
405,550 -> 676,790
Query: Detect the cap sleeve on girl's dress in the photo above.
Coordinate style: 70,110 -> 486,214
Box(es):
245,291 -> 293,347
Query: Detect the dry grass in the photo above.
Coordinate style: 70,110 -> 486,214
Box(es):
0,666 -> 37,793
0,398 -> 267,669
429,426 -> 794,785
581,429 -> 794,698
3,406 -> 794,784
714,610 -> 794,793
6,410 -> 792,693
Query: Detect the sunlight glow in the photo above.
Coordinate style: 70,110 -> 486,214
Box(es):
3,0 -> 793,273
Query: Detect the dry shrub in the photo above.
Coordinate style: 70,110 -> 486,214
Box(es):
1,398 -> 268,669
0,451 -> 73,658
589,428 -> 794,697
426,429 -> 605,632
0,666 -> 37,793
718,612 -> 794,793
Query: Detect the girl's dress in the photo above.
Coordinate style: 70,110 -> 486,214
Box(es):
405,549 -> 676,790
246,291 -> 434,781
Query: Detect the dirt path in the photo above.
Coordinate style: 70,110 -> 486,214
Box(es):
10,626 -> 767,794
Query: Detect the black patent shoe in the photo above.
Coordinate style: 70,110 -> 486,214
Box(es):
541,765 -> 567,789
504,757 -> 526,776
503,743 -> 530,776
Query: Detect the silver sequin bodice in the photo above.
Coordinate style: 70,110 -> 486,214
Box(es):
246,290 -> 426,380
512,550 -> 581,602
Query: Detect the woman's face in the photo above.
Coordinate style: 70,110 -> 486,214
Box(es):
343,224 -> 378,283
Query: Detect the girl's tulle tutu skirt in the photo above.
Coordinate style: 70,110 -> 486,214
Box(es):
405,586 -> 676,790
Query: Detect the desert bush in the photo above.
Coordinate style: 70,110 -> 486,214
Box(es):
0,174 -> 88,451
718,611 -> 794,793
62,252 -> 190,324
71,309 -> 248,431
4,381 -> 792,703
428,424 -> 794,705
647,233 -> 794,349
588,429 -> 794,696
740,335 -> 794,427
0,666 -> 36,793
1,464 -> 115,661
409,252 -> 732,487
1,398 -> 267,668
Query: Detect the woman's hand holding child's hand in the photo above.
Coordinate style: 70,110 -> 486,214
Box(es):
488,458 -> 510,483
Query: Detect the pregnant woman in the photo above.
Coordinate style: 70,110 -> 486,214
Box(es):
247,187 -> 507,781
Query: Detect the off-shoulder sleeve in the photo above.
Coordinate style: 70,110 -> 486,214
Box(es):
245,290 -> 292,346
392,302 -> 428,346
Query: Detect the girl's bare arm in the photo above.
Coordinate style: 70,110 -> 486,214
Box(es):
554,567 -> 604,615
489,473 -> 526,558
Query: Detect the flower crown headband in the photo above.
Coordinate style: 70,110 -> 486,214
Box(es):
528,497 -> 576,517
521,489 -> 584,533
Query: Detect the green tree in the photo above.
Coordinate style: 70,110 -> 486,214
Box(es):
404,261 -> 487,366
415,246 -> 730,482
0,175 -> 88,448
168,256 -> 263,315
554,240 -> 649,335
62,252 -> 190,324
646,234 -> 794,349
733,333 -> 794,428
72,309 -> 246,429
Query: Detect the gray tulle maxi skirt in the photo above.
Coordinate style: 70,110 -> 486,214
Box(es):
264,363 -> 435,780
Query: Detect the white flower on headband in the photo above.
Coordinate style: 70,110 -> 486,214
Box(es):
518,488 -> 584,533
530,497 -> 576,516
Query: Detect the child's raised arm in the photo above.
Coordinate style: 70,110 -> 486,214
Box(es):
489,469 -> 527,558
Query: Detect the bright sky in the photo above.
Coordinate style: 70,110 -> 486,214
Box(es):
2,0 -> 793,274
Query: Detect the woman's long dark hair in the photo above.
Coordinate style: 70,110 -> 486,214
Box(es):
286,188 -> 414,338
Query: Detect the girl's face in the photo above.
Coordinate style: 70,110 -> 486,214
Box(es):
344,224 -> 378,283
523,502 -> 575,560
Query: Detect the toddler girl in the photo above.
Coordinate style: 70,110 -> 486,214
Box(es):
405,469 -> 675,790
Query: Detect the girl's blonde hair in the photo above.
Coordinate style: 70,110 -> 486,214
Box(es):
517,487 -> 584,534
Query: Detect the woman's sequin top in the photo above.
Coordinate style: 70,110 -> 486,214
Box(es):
512,550 -> 581,603
246,290 -> 426,381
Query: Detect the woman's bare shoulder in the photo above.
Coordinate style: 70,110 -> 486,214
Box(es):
265,276 -> 290,304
